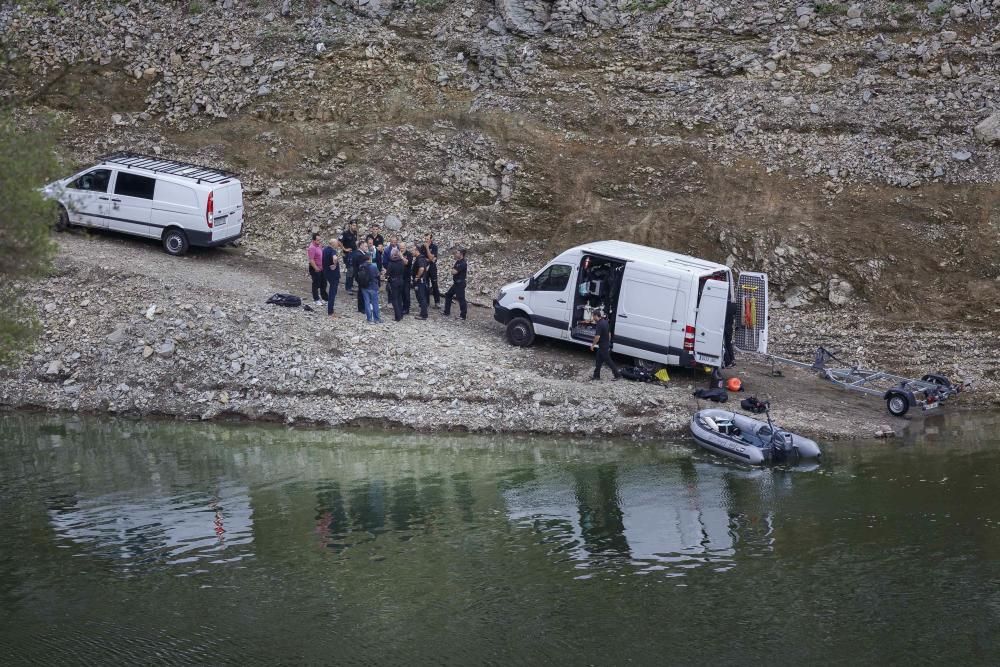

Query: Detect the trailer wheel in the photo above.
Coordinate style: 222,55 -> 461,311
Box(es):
506,316 -> 535,347
886,392 -> 910,417
920,374 -> 953,389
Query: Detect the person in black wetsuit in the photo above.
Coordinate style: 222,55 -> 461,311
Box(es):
590,309 -> 621,381
723,299 -> 739,368
401,244 -> 414,315
443,248 -> 468,320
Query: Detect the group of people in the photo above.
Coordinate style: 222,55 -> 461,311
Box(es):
306,223 -> 468,324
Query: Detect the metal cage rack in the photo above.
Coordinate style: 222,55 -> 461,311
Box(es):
97,152 -> 238,185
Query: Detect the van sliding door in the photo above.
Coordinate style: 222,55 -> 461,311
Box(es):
613,266 -> 679,364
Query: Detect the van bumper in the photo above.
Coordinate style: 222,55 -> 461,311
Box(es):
187,228 -> 243,248
493,301 -> 511,324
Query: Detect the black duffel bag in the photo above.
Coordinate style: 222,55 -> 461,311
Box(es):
693,387 -> 728,403
740,396 -> 769,414
266,293 -> 302,307
620,366 -> 653,382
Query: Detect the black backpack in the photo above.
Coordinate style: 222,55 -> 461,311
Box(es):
355,264 -> 371,288
740,396 -> 769,414
266,293 -> 302,307
620,366 -> 653,382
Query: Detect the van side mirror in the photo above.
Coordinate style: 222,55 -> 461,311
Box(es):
527,276 -> 537,290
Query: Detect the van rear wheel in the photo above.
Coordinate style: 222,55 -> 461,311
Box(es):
506,317 -> 535,347
633,358 -> 664,373
162,229 -> 189,256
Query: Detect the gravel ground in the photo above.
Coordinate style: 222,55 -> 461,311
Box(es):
2,230 -> 992,442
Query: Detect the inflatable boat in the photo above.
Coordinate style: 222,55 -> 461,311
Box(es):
689,409 -> 821,465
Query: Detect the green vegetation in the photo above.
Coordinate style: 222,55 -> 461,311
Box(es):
815,2 -> 848,16
929,2 -> 950,16
0,114 -> 58,366
187,0 -> 205,14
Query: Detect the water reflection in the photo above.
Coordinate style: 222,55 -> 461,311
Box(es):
503,462 -> 774,575
47,483 -> 254,571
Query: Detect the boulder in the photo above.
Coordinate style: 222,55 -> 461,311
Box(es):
155,339 -> 176,358
973,113 -> 1000,144
828,278 -> 854,306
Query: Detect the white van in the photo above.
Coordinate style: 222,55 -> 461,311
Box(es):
493,240 -> 769,368
44,152 -> 244,256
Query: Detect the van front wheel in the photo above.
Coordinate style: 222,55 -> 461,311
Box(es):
162,229 -> 189,256
506,317 -> 535,347
55,206 -> 70,232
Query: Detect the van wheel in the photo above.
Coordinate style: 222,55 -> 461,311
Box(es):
506,316 -> 535,347
162,229 -> 189,256
885,392 -> 910,417
633,358 -> 664,373
55,206 -> 70,232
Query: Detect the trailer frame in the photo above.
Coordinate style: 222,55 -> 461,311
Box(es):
755,347 -> 964,417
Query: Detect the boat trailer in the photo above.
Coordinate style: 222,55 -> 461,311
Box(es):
758,347 -> 965,417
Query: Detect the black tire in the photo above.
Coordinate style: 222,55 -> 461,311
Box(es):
633,357 -> 664,373
162,228 -> 189,256
506,316 -> 535,347
886,392 -> 910,417
920,374 -> 953,389
55,206 -> 70,232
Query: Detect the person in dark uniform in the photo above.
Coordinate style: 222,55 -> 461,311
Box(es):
307,233 -> 328,305
413,244 -> 430,320
723,299 -> 739,368
424,233 -> 440,308
354,241 -> 369,314
401,244 -> 414,315
590,309 -> 620,381
387,247 -> 406,321
442,248 -> 468,320
341,223 -> 358,292
322,238 -> 341,317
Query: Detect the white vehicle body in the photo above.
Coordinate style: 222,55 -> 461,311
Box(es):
493,240 -> 769,368
43,152 -> 243,256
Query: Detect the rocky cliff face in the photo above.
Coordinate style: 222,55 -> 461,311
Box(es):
1,0 -> 998,315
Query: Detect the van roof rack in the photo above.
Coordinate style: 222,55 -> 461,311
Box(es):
97,151 -> 238,185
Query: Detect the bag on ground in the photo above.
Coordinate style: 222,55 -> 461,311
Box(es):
693,387 -> 729,402
620,366 -> 653,382
740,396 -> 769,414
266,293 -> 302,307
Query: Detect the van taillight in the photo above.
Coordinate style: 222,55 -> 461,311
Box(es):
684,325 -> 696,352
206,191 -> 214,228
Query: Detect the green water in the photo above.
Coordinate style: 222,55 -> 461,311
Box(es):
1,412 -> 998,665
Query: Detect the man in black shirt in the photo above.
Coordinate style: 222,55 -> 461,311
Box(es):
387,247 -> 406,321
401,245 -> 414,314
590,310 -> 621,381
442,248 -> 468,320
424,233 -> 440,308
354,241 -> 369,314
341,223 -> 358,292
413,244 -> 430,320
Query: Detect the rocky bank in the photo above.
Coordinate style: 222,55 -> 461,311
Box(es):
0,0 -> 998,437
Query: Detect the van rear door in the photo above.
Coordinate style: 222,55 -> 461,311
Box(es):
614,265 -> 679,363
734,272 -> 769,354
211,182 -> 243,240
694,279 -> 728,366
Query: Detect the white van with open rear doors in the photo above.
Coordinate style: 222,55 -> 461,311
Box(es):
493,240 -> 769,368
44,152 -> 243,256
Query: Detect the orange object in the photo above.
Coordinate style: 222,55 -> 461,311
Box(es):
725,377 -> 743,392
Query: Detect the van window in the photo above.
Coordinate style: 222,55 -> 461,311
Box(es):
154,180 -> 198,208
534,264 -> 571,292
114,172 -> 156,200
69,169 -> 111,193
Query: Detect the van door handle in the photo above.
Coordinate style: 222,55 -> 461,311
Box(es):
619,314 -> 628,318
556,298 -> 566,303
111,198 -> 121,202
98,196 -> 110,200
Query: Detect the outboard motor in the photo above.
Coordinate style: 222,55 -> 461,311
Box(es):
768,432 -> 795,463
